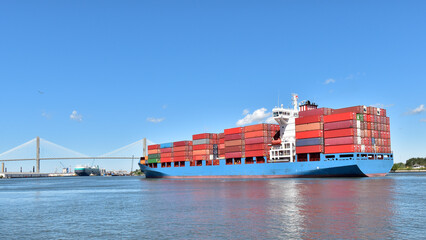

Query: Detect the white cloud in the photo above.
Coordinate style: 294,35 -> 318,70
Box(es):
70,110 -> 83,122
324,78 -> 336,84
371,103 -> 395,108
162,105 -> 167,109
265,116 -> 276,124
236,108 -> 271,126
147,117 -> 165,123
242,109 -> 250,115
41,111 -> 51,119
408,104 -> 425,115
420,119 -> 426,122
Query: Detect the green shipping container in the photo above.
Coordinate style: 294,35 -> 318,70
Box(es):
356,113 -> 364,121
147,158 -> 160,164
148,154 -> 161,159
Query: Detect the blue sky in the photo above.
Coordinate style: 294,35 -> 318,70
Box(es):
1,0 -> 425,171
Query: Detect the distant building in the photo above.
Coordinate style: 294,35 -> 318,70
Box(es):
413,164 -> 425,169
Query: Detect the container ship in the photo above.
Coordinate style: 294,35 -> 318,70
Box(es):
139,94 -> 393,178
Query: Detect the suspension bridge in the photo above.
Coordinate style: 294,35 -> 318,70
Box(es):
0,137 -> 153,173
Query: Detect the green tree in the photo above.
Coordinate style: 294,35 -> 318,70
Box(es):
391,162 -> 405,171
405,158 -> 426,167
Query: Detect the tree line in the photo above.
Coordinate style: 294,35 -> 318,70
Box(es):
391,157 -> 426,171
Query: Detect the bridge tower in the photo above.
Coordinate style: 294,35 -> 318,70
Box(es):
143,138 -> 147,156
36,136 -> 40,173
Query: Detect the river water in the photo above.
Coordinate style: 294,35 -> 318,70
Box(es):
0,173 -> 425,239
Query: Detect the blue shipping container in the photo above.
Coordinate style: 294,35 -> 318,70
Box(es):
296,138 -> 323,147
160,142 -> 173,149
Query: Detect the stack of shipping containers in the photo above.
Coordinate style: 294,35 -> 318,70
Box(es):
160,143 -> 173,167
244,124 -> 278,163
295,108 -> 332,161
147,144 -> 161,166
224,127 -> 244,164
323,106 -> 391,154
172,141 -> 192,167
192,133 -> 219,166
218,133 -> 225,159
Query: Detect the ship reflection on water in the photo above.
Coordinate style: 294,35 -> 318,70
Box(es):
150,178 -> 396,239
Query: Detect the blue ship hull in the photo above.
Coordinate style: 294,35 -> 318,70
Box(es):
139,153 -> 393,178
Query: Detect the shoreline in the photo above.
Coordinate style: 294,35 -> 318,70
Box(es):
391,169 -> 426,173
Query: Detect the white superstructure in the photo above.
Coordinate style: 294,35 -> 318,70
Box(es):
269,94 -> 299,162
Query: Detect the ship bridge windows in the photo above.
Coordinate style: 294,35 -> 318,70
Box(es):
340,154 -> 354,158
325,155 -> 336,159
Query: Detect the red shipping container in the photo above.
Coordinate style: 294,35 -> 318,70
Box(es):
224,140 -> 244,147
160,148 -> 172,153
296,145 -> 323,154
160,157 -> 173,162
173,151 -> 192,157
148,144 -> 160,150
174,156 -> 192,161
148,149 -> 160,155
224,145 -> 245,153
245,150 -> 268,157
295,115 -> 323,125
299,108 -> 333,118
324,144 -> 361,154
192,133 -> 213,140
324,112 -> 356,123
324,136 -> 360,146
296,130 -> 324,139
224,133 -> 244,141
173,146 -> 192,152
244,124 -> 272,132
193,144 -> 213,150
295,122 -> 323,132
245,137 -> 271,144
193,149 -> 212,155
173,141 -> 192,147
323,120 -> 357,131
245,143 -> 268,151
324,128 -> 356,138
367,106 -> 378,115
161,152 -> 173,158
224,127 -> 243,135
218,133 -> 224,139
332,106 -> 366,114
219,138 -> 225,144
225,152 -> 243,159
193,155 -> 211,160
243,131 -> 267,138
